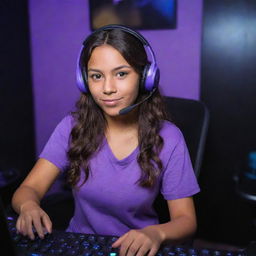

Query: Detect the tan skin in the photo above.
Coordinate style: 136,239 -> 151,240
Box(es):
12,44 -> 197,256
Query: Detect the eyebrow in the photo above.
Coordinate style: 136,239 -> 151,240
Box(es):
87,65 -> 132,73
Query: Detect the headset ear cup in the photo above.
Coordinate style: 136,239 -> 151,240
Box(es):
82,67 -> 89,93
144,63 -> 160,92
76,68 -> 87,93
154,67 -> 160,88
76,46 -> 88,93
141,64 -> 150,90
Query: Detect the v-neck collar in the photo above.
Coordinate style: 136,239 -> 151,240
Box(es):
103,138 -> 139,166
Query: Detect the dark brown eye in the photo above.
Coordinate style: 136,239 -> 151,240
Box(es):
117,71 -> 128,78
90,74 -> 102,80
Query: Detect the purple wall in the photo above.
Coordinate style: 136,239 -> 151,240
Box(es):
29,0 -> 203,155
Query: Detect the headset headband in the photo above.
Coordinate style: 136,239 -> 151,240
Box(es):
76,24 -> 160,93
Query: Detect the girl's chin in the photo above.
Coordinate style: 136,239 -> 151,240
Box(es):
102,108 -> 122,117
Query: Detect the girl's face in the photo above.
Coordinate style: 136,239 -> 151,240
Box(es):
87,44 -> 140,118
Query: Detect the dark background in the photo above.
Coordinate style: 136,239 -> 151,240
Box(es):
0,1 -> 35,205
0,0 -> 255,247
196,0 -> 256,246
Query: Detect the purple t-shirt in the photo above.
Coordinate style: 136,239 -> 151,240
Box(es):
39,115 -> 200,236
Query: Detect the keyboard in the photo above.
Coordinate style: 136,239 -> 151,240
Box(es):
7,216 -> 248,256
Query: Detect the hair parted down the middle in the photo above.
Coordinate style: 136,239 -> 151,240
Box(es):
67,28 -> 168,188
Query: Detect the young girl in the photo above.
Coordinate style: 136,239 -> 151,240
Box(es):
12,25 -> 200,256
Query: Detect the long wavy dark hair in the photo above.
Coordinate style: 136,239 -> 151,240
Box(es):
67,28 -> 168,188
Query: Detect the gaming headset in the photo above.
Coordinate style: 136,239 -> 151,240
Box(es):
76,24 -> 160,94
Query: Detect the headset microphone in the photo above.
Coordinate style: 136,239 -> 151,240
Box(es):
119,88 -> 156,115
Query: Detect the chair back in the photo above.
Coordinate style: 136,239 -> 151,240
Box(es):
154,96 -> 209,223
164,96 -> 209,177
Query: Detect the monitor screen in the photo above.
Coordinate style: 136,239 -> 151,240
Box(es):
89,0 -> 177,30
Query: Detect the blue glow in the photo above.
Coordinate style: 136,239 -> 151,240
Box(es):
152,0 -> 176,22
109,253 -> 117,256
135,0 -> 151,7
113,0 -> 124,5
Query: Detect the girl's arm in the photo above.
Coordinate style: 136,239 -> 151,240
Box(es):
12,158 -> 61,240
154,197 -> 197,242
112,197 -> 197,256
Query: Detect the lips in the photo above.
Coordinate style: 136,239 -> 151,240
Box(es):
101,98 -> 122,106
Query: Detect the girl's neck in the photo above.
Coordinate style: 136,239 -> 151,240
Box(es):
105,110 -> 139,134
105,111 -> 139,160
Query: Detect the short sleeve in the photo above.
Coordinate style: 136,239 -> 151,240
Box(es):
160,126 -> 200,200
39,115 -> 73,171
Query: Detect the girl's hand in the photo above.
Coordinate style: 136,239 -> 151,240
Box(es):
16,201 -> 52,240
112,225 -> 164,256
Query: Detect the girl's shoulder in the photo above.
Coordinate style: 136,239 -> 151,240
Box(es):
160,120 -> 183,143
159,120 -> 188,153
54,114 -> 76,135
59,114 -> 75,126
159,120 -> 189,160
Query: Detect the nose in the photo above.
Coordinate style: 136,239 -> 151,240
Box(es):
103,76 -> 117,95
